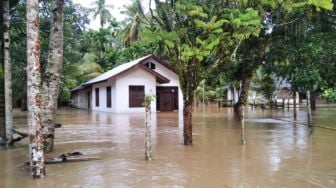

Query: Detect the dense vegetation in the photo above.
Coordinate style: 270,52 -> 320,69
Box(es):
0,0 -> 335,178
1,0 -> 335,107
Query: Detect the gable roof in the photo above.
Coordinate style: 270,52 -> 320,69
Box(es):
72,54 -> 171,92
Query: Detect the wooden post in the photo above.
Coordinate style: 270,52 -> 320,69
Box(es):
144,95 -> 154,160
293,91 -> 297,120
307,90 -> 312,127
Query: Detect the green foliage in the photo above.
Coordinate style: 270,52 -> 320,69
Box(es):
143,94 -> 156,108
322,88 -> 336,102
226,8 -> 261,40
251,67 -> 276,102
91,0 -> 113,28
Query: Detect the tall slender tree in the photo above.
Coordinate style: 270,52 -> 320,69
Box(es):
92,0 -> 112,28
121,0 -> 146,46
42,0 -> 64,152
3,0 -> 13,147
26,0 -> 45,178
0,0 -> 5,146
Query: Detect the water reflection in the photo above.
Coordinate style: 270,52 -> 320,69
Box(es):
1,106 -> 336,187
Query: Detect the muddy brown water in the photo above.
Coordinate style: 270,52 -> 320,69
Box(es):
1,106 -> 336,187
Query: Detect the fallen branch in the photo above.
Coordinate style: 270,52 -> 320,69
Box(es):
45,156 -> 100,164
12,129 -> 54,141
54,123 -> 62,128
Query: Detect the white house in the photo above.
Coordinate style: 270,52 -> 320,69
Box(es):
71,54 -> 183,113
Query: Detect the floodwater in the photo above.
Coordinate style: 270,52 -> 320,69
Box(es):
1,106 -> 336,187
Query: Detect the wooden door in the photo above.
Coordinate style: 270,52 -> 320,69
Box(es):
159,93 -> 174,111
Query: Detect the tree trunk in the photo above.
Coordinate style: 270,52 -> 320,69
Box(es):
3,0 -> 13,147
234,76 -> 252,121
0,92 -> 4,146
21,94 -> 28,111
240,105 -> 246,145
0,22 -> 4,146
307,90 -> 312,127
183,102 -> 193,145
27,0 -> 45,178
41,0 -> 64,152
144,98 -> 152,160
310,91 -> 316,110
293,91 -> 297,120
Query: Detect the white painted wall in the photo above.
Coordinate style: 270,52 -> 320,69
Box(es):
73,57 -> 184,113
73,88 -> 91,109
115,68 -> 157,113
146,58 -> 183,112
91,79 -> 116,112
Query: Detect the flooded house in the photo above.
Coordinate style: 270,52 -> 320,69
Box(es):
221,77 -> 299,107
71,54 -> 183,113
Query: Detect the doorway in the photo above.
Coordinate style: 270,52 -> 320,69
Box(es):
156,86 -> 178,112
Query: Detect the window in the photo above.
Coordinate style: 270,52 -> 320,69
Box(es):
106,86 -> 111,108
95,88 -> 99,107
145,62 -> 156,69
129,86 -> 145,107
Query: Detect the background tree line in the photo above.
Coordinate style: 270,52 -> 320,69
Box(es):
0,0 -> 335,178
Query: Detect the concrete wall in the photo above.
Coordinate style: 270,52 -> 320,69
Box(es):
148,58 -> 183,112
91,79 -> 116,112
115,68 -> 156,113
73,88 -> 91,109
73,57 -> 183,113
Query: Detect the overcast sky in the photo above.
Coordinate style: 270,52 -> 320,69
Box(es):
72,0 -> 132,29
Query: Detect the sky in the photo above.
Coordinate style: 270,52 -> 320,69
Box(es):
72,0 -> 132,29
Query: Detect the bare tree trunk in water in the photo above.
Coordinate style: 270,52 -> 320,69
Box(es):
183,102 -> 193,145
21,93 -> 28,111
27,0 -> 45,178
0,90 -> 4,146
234,76 -> 251,145
293,91 -> 297,120
234,76 -> 251,121
3,0 -> 13,147
240,105 -> 246,145
0,3 -> 4,146
41,0 -> 64,152
144,97 -> 152,160
310,91 -> 316,110
307,90 -> 312,127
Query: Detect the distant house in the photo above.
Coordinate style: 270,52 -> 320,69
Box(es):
222,77 -> 299,106
273,77 -> 299,104
71,54 -> 183,113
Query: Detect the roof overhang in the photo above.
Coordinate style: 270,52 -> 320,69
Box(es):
138,64 -> 170,84
71,54 -> 172,91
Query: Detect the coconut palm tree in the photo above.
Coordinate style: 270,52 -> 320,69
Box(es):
3,0 -> 13,147
41,0 -> 64,152
120,0 -> 147,46
91,0 -> 113,28
26,0 -> 45,178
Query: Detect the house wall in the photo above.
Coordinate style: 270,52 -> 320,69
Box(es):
73,57 -> 184,113
147,58 -> 183,112
91,79 -> 117,112
73,88 -> 91,109
115,68 -> 157,113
